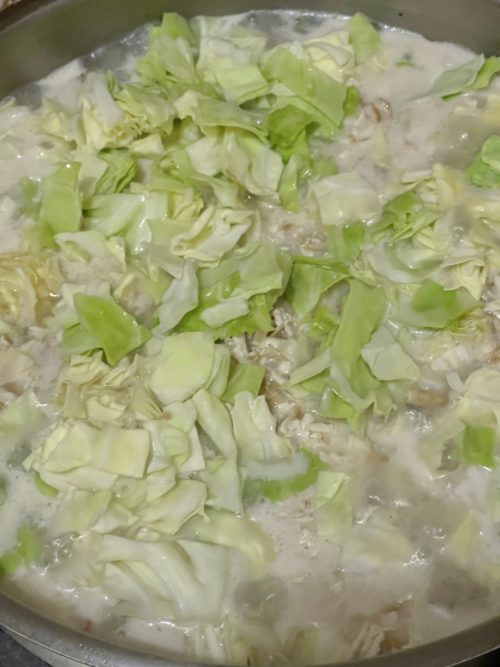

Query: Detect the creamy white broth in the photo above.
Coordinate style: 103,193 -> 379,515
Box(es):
2,9 -> 500,665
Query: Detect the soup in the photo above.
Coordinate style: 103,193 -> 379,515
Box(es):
1,9 -> 500,665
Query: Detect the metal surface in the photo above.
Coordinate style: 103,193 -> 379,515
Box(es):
1,0 -> 500,666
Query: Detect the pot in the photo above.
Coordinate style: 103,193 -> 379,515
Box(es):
1,1 -> 500,665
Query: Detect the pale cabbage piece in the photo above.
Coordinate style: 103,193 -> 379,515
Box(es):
94,534 -> 231,622
25,421 -> 151,482
339,511 -> 414,573
311,172 -> 381,225
231,391 -> 292,464
314,470 -> 352,544
155,260 -> 198,334
181,509 -> 274,576
361,327 -> 419,382
148,332 -> 217,405
137,480 -> 207,534
458,367 -> 500,428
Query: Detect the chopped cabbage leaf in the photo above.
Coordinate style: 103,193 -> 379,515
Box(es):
221,362 -> 265,404
39,162 -> 82,236
231,391 -> 292,464
430,55 -> 500,98
312,172 -> 381,225
461,422 -> 496,468
347,13 -> 381,64
244,449 -> 328,503
361,326 -> 419,381
314,470 -> 352,544
394,280 -> 479,330
68,294 -> 151,366
466,135 -> 500,188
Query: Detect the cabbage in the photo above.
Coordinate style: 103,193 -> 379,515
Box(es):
137,14 -> 197,87
138,480 -> 207,534
26,421 -> 151,490
329,280 -> 386,413
231,392 -> 292,464
0,392 -> 47,452
96,534 -> 230,622
221,362 -> 265,404
177,244 -> 291,337
286,258 -> 346,319
347,13 -> 381,64
394,280 -> 479,330
340,511 -> 414,572
169,206 -> 253,263
458,368 -> 500,428
66,294 -> 151,366
199,455 -> 242,514
430,55 -> 500,98
466,135 -> 500,188
181,509 -> 274,575
361,326 -> 419,382
214,65 -> 269,104
222,130 -> 283,198
148,332 -> 227,405
156,260 -> 198,334
461,422 -> 496,468
312,172 -> 381,226
93,149 -> 137,195
370,191 -> 437,242
314,470 -> 352,544
244,449 -> 328,503
0,525 -> 40,576
261,47 -> 348,131
39,162 -> 82,235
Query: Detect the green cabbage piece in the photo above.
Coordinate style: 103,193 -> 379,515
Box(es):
244,449 -> 328,503
328,280 -> 386,413
461,422 -> 496,468
286,257 -> 346,319
0,525 -> 40,577
430,55 -> 500,98
198,454 -> 242,514
326,223 -> 365,262
66,294 -> 151,366
177,244 -> 291,337
394,280 -> 479,330
221,362 -> 265,404
137,14 -> 197,87
39,162 -> 82,236
214,64 -> 269,104
314,470 -> 352,544
222,130 -> 283,198
94,149 -> 137,195
261,47 -> 348,131
466,135 -> 500,188
370,190 -> 437,242
347,13 -> 381,64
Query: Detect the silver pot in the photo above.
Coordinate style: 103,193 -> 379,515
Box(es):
1,1 -> 500,665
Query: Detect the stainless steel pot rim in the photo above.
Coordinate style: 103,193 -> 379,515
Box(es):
2,591 -> 500,667
1,1 -> 500,666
